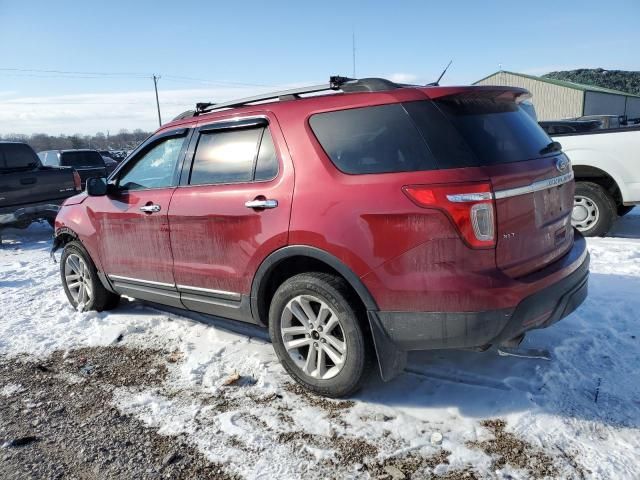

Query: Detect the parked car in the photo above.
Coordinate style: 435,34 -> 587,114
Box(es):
0,142 -> 81,231
571,115 -> 624,130
99,150 -> 124,164
100,154 -> 119,175
101,150 -> 128,162
539,119 -> 602,135
38,149 -> 107,188
550,125 -> 640,235
52,77 -> 589,397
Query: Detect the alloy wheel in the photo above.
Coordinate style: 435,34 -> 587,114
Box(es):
64,253 -> 93,307
280,294 -> 347,380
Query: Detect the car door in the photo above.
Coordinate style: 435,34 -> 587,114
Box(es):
168,114 -> 294,322
92,129 -> 191,307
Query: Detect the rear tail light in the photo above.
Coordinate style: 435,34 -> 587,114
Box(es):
73,171 -> 82,192
402,182 -> 496,248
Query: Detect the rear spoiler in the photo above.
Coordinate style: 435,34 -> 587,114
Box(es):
422,86 -> 532,103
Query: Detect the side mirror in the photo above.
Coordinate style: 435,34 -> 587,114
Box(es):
86,177 -> 107,196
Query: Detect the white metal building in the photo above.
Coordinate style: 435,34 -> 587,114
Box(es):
474,70 -> 640,121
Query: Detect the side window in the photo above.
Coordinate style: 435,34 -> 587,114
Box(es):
189,126 -> 278,185
309,104 -> 438,174
45,152 -> 59,165
255,129 -> 278,181
118,136 -> 185,191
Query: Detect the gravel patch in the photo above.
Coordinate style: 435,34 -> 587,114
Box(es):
0,348 -> 238,480
467,419 -> 576,478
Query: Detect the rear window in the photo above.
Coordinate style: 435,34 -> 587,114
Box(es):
309,99 -> 554,174
61,151 -> 104,168
0,143 -> 39,169
432,98 -> 553,165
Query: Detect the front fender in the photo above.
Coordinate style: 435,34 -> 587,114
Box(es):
53,204 -> 104,272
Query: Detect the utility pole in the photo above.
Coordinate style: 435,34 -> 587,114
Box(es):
152,74 -> 162,126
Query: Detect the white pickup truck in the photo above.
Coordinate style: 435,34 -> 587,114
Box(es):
550,126 -> 640,236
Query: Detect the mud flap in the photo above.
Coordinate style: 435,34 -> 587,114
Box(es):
50,236 -> 62,263
367,311 -> 407,381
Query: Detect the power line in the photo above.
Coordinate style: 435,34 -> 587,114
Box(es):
0,68 -> 282,88
0,67 -> 149,77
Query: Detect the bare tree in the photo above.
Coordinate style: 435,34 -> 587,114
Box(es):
0,129 -> 152,153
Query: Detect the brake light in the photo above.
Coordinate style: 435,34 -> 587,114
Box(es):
73,171 -> 82,192
403,182 -> 496,248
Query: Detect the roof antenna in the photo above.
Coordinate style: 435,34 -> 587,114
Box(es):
352,28 -> 357,78
427,60 -> 452,86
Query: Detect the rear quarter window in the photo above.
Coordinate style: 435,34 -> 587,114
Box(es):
309,103 -> 438,174
0,143 -> 39,169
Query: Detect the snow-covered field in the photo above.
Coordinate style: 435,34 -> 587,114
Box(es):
1,211 -> 639,479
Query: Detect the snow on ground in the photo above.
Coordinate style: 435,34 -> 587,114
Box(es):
1,210 -> 639,479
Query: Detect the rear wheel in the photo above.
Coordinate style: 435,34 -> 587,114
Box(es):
60,241 -> 120,312
572,182 -> 616,237
268,272 -> 371,397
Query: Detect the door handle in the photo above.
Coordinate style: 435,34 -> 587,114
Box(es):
20,177 -> 36,185
245,198 -> 278,209
140,204 -> 161,213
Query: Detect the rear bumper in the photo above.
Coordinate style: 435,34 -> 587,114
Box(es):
368,235 -> 589,378
0,202 -> 62,228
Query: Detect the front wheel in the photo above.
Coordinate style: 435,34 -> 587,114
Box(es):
572,182 -> 617,237
268,272 -> 372,397
60,241 -> 120,312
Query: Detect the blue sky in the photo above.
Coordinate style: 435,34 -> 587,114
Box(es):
0,0 -> 637,134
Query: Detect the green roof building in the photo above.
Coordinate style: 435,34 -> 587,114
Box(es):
474,70 -> 640,121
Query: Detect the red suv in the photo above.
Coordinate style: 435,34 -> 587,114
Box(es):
53,76 -> 589,397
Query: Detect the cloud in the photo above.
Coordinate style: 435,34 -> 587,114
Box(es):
0,86 -> 277,135
388,73 -> 419,84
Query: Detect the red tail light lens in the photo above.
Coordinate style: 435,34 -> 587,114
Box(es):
403,182 -> 496,248
73,171 -> 82,192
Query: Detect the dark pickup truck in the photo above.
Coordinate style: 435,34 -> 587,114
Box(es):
0,142 -> 80,230
38,149 -> 109,188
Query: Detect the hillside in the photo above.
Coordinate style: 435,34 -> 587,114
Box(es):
543,68 -> 640,95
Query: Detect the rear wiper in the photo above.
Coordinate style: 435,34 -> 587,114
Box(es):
539,141 -> 562,155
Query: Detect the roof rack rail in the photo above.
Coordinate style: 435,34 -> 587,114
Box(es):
179,76 -> 400,119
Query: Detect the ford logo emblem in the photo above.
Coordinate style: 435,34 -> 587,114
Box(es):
556,157 -> 569,172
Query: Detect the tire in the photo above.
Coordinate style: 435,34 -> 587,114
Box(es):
268,272 -> 372,397
572,182 -> 617,237
60,241 -> 120,312
618,205 -> 635,217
